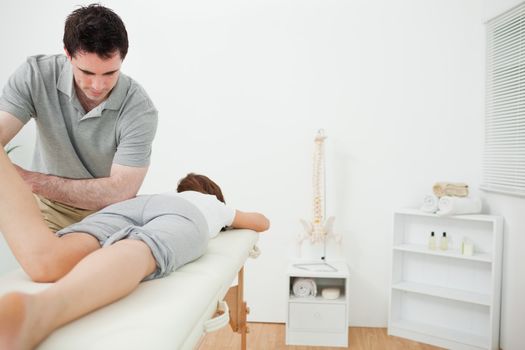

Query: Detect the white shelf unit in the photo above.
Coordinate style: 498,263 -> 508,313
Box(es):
285,261 -> 350,347
388,209 -> 503,350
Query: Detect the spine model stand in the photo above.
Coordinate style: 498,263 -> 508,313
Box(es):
298,129 -> 341,263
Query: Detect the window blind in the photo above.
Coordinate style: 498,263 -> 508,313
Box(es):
483,3 -> 525,196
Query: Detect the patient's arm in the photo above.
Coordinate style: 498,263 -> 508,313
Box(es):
231,210 -> 270,232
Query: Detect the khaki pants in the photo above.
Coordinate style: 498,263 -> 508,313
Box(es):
34,194 -> 96,233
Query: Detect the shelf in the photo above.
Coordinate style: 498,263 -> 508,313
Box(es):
393,243 -> 492,263
390,319 -> 488,349
288,294 -> 346,305
392,282 -> 491,306
395,208 -> 501,224
287,261 -> 350,278
389,209 -> 503,349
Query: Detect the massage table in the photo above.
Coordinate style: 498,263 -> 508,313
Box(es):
0,229 -> 259,350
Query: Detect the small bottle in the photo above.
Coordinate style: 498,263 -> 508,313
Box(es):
440,232 -> 448,251
428,231 -> 436,250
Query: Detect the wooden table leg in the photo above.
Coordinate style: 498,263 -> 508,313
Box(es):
225,267 -> 250,350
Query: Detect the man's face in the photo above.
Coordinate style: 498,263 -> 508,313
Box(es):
67,50 -> 122,104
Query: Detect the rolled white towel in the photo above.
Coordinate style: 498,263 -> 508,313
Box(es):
437,196 -> 482,216
292,278 -> 317,297
420,194 -> 439,213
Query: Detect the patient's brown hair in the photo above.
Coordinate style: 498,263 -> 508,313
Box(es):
177,173 -> 225,203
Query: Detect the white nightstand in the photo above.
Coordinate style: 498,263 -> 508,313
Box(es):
285,261 -> 350,347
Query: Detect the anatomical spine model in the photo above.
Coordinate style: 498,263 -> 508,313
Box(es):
298,129 -> 341,254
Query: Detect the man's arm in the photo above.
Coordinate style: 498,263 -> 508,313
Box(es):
0,111 -> 24,147
15,163 -> 148,210
2,109 -> 148,210
231,210 -> 270,232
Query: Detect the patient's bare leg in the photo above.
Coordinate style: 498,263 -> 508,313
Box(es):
0,239 -> 156,350
0,293 -> 37,350
0,150 -> 100,282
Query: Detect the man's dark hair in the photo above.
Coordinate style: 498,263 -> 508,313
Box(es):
177,173 -> 226,204
63,3 -> 128,59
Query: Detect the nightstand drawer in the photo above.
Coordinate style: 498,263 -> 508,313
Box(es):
288,302 -> 346,332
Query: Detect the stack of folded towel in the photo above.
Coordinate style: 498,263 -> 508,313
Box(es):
420,182 -> 482,216
432,182 -> 469,198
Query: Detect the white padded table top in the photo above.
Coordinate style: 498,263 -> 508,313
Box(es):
0,229 -> 259,350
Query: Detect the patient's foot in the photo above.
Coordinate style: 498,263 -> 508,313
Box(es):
0,292 -> 36,350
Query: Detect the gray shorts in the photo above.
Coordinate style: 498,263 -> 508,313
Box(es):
56,194 -> 209,281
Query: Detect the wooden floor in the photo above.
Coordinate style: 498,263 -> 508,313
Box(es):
198,323 -> 442,350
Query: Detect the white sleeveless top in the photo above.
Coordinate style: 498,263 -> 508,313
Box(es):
164,191 -> 235,238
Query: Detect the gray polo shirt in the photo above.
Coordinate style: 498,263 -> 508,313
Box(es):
0,54 -> 158,179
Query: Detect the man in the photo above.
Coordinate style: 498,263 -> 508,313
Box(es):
0,4 -> 158,232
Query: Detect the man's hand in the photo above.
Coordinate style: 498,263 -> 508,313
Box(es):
13,164 -> 45,193
13,164 -> 44,193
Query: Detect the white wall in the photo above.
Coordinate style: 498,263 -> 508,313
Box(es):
482,2 -> 525,349
0,0 -> 488,329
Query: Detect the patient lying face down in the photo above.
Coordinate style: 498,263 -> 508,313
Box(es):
0,149 -> 270,350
